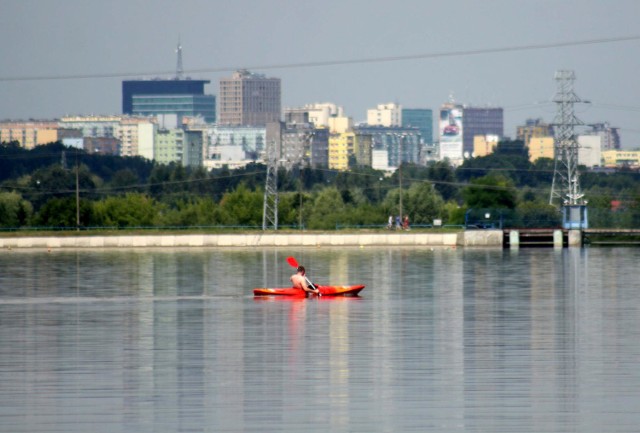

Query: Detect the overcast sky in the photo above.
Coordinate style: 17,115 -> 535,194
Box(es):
1,0 -> 639,146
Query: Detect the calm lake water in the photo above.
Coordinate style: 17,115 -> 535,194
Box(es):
0,246 -> 639,432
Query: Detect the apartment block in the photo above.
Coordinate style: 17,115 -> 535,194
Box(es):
0,121 -> 60,149
528,136 -> 554,162
219,70 -> 281,126
367,103 -> 402,127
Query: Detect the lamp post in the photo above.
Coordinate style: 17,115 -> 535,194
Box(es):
298,165 -> 303,230
75,163 -> 80,231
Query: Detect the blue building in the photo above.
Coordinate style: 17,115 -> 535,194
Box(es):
402,108 -> 433,144
132,94 -> 216,124
122,79 -> 213,119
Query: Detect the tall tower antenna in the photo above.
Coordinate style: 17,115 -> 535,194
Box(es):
175,38 -> 184,80
549,70 -> 585,207
262,140 -> 279,230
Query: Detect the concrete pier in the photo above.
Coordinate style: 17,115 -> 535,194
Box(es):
509,231 -> 520,249
0,229 -> 590,250
0,231 -> 503,250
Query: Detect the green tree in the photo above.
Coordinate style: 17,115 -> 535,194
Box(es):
462,173 -> 518,209
457,140 -> 535,187
109,168 -> 141,191
218,185 -> 264,226
93,193 -> 160,227
516,201 -> 561,228
33,197 -> 93,228
427,160 -> 458,201
307,187 -> 346,229
157,197 -> 224,227
0,192 -> 32,228
402,182 -> 446,225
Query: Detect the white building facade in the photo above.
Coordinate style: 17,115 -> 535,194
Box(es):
367,103 -> 402,127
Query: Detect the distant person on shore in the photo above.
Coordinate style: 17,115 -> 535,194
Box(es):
395,215 -> 402,230
403,215 -> 410,230
387,215 -> 393,230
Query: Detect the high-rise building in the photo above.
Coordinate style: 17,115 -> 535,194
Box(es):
438,103 -> 503,163
0,121 -> 59,149
309,128 -> 330,168
59,115 -> 121,138
59,115 -> 156,158
206,125 -> 266,161
122,79 -> 211,115
462,107 -> 503,157
438,103 -> 464,163
473,134 -> 500,157
328,131 -> 372,171
266,120 -> 328,169
355,125 -> 421,169
132,94 -> 216,123
528,137 -> 554,163
219,70 -> 281,126
585,122 -> 620,150
367,103 -> 402,127
402,108 -> 433,144
284,103 -> 344,128
155,129 -> 202,167
122,44 -> 215,123
517,118 -> 554,147
577,135 -> 602,168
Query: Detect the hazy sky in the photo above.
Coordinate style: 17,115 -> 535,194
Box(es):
1,0 -> 639,146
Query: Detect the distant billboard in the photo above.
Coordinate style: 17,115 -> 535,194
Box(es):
439,105 -> 463,162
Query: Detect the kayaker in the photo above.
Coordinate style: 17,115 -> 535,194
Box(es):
290,266 -> 320,295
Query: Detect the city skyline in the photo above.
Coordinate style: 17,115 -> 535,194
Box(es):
1,0 -> 639,147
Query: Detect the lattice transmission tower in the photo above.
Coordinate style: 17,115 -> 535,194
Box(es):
262,140 -> 278,230
175,39 -> 184,79
549,70 -> 586,207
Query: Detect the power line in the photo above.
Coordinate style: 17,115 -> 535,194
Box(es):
1,35 -> 639,82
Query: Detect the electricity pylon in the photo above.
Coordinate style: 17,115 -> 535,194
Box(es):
262,140 -> 278,230
549,70 -> 586,207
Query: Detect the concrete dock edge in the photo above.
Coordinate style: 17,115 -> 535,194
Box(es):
0,232 -> 503,249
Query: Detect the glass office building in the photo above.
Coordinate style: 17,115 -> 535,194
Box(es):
132,94 -> 216,123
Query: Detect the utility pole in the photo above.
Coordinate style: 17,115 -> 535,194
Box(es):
262,140 -> 278,230
397,134 -> 405,220
75,162 -> 80,231
298,168 -> 303,230
549,70 -> 586,207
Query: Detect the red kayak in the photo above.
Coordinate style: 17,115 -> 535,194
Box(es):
253,284 -> 365,297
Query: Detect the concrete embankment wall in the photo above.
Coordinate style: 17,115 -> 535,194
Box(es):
0,230 -> 504,249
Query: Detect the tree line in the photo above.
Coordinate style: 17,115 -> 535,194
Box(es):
0,140 -> 639,230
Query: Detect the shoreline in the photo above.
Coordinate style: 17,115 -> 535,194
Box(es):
0,231 -> 505,249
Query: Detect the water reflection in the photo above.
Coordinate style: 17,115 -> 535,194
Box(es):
0,247 -> 638,432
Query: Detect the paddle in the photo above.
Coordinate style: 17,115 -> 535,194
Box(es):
286,256 -> 320,296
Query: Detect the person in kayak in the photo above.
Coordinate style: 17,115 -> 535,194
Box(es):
290,266 -> 320,295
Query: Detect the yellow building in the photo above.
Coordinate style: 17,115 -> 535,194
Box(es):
528,136 -> 554,163
0,121 -> 60,149
328,116 -> 353,134
516,119 -> 553,147
328,132 -> 373,170
328,132 -> 353,170
602,150 -> 640,167
473,134 -> 499,157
